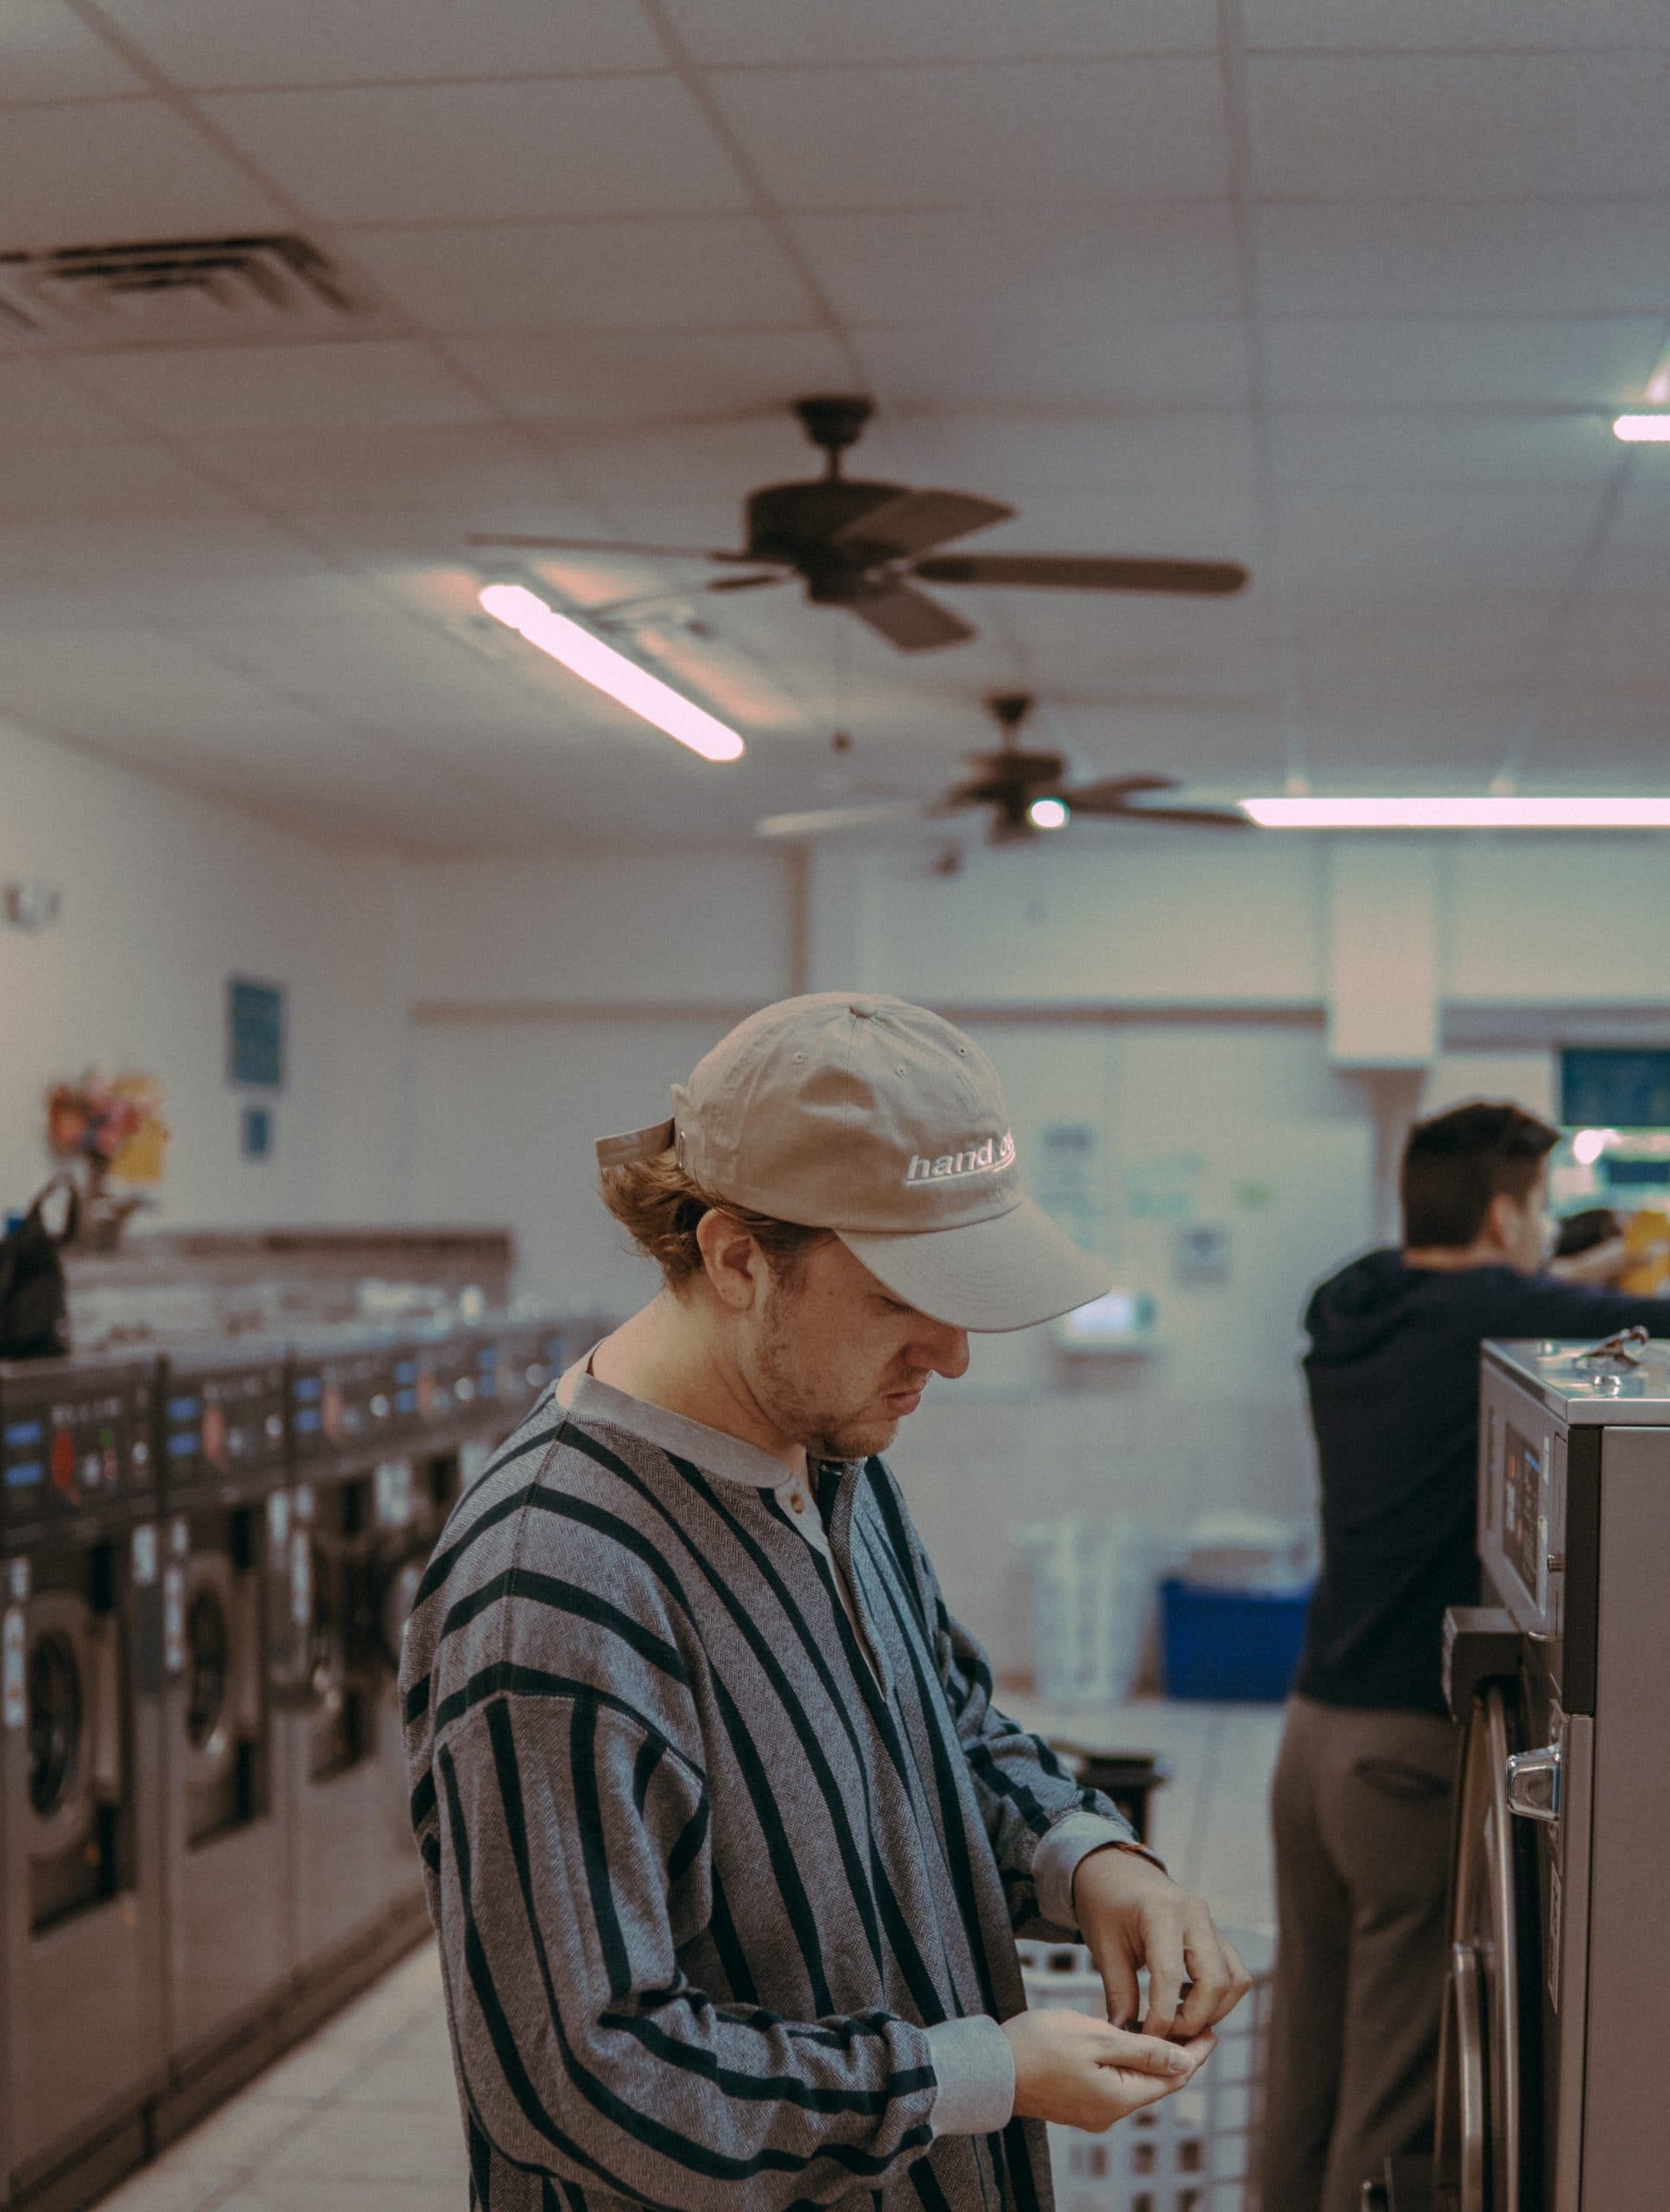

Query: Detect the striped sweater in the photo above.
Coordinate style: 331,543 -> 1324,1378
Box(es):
400,1369 -> 1137,2212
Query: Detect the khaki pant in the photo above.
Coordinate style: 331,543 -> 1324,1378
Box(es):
1257,1694 -> 1457,2212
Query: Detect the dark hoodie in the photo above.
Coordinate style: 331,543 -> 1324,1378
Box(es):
1294,1249 -> 1668,1714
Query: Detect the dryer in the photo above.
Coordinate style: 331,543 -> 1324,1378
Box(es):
1436,1335 -> 1670,2212
153,1342 -> 293,2126
0,1356 -> 162,2210
283,1332 -> 424,2002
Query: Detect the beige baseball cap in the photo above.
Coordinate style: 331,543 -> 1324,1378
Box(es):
596,992 -> 1109,1332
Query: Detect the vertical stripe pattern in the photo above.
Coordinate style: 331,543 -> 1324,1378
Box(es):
402,1387 -> 1132,2212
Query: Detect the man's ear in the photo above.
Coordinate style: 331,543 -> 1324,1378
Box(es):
695,1209 -> 769,1312
1482,1189 -> 1518,1254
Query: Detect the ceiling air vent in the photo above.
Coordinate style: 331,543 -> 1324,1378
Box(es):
0,233 -> 405,351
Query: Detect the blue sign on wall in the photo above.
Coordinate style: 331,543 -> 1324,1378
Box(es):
1561,1047 -> 1670,1129
228,978 -> 285,1090
240,1104 -> 273,1160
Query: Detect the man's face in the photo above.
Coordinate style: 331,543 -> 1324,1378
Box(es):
740,1235 -> 971,1461
1498,1165 -> 1553,1274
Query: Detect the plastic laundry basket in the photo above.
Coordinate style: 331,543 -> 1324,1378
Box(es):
1017,1927 -> 1273,2212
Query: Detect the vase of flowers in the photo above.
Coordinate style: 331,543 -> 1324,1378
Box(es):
45,1070 -> 169,1250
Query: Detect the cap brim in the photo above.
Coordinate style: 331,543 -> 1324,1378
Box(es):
839,1198 -> 1111,1333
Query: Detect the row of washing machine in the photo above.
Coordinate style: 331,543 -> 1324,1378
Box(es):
0,1313 -> 594,2212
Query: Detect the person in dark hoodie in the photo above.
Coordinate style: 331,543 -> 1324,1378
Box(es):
1257,1100 -> 1668,2212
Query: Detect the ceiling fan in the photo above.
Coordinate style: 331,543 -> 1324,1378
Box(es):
756,693 -> 1254,845
468,395 -> 1248,654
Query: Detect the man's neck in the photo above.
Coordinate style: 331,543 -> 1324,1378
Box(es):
1402,1240 -> 1521,1274
587,1294 -> 806,1473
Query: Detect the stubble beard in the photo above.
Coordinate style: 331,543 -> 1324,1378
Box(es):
752,1281 -> 900,1464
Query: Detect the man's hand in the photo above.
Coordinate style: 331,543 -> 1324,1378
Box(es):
1072,1846 -> 1251,2040
1000,2008 -> 1216,2133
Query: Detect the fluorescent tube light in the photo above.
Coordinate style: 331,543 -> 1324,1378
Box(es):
1239,796 -> 1670,830
1613,414 -> 1670,442
1028,798 -> 1070,830
478,583 -> 745,764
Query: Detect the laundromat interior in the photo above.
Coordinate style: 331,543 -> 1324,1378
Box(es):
4,8 -> 1670,2212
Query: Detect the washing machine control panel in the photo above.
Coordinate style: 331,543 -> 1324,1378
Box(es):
160,1353 -> 289,1502
411,1330 -> 502,1431
0,1357 -> 156,1538
288,1338 -> 408,1464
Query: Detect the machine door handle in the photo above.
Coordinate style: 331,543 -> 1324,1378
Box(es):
1506,1741 -> 1561,1823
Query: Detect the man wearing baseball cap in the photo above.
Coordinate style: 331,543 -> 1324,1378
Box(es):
403,995 -> 1249,2212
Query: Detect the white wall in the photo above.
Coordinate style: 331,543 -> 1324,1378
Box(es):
0,715 -> 403,1227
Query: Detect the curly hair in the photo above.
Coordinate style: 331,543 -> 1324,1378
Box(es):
600,1148 -> 830,1291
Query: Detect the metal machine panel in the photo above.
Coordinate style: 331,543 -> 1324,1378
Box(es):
0,1356 -> 165,2207
1578,1424 -> 1670,2209
155,1344 -> 294,2100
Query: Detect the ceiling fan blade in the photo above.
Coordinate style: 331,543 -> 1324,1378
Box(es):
1059,772 -> 1179,811
911,553 -> 1248,596
465,531 -> 765,565
851,581 -> 975,652
755,802 -> 926,840
1108,802 -> 1253,830
830,489 -> 1013,559
707,571 -> 791,594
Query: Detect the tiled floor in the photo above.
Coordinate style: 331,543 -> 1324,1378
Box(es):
98,1698 -> 1283,2211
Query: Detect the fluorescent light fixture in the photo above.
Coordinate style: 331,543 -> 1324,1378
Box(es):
1613,413 -> 1670,442
478,582 -> 744,763
1028,797 -> 1070,830
1572,1128 -> 1622,1168
1239,795 -> 1670,830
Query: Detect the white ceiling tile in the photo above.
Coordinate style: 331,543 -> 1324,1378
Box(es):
0,0 -> 146,101
1246,0 -> 1670,48
791,204 -> 1241,325
1250,55 -> 1670,200
195,422 -> 581,521
0,99 -> 284,248
0,360 -> 142,452
341,215 -> 818,336
441,327 -> 853,426
1265,316 -> 1664,410
1273,412 -> 1621,489
95,0 -> 664,88
709,60 -> 1229,209
1259,200 -> 1670,320
0,516 -> 321,596
0,443 -> 241,524
664,0 -> 1218,63
68,340 -> 492,437
896,414 -> 1261,502
854,317 -> 1249,411
201,78 -> 746,225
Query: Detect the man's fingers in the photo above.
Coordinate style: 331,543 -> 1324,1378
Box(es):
1175,1930 -> 1254,2035
1099,1958 -> 1141,2032
1093,2027 -> 1194,2080
1140,1921 -> 1187,2037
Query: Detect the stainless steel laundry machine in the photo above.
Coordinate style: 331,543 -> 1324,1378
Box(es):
0,1355 -> 163,2211
1435,1333 -> 1670,2212
282,1330 -> 426,2007
153,1341 -> 293,2128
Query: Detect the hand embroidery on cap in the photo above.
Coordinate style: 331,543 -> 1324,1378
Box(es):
903,1130 -> 1017,1185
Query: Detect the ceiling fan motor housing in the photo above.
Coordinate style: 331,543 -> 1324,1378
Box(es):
745,477 -> 910,597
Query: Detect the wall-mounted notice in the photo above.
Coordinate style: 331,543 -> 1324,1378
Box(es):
1038,1122 -> 1104,1256
228,977 -> 285,1090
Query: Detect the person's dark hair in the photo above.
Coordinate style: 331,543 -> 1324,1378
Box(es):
1553,1206 -> 1622,1261
1400,1101 -> 1559,1249
600,1149 -> 830,1292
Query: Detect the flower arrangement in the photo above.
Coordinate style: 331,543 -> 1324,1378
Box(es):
45,1069 -> 170,1246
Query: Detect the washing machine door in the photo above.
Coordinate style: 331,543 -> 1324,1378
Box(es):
1437,1679 -> 1545,2212
24,1592 -> 117,1864
177,1553 -> 260,1789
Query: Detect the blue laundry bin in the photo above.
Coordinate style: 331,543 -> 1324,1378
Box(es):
1160,1577 -> 1315,1702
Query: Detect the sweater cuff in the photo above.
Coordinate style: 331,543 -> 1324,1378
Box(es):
1033,1810 -> 1156,1931
925,2015 -> 1016,2138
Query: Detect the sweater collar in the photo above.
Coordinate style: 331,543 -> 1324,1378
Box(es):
560,1358 -> 854,1493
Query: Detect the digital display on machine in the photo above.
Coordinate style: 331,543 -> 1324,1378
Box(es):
1502,1422 -> 1544,1603
4,1458 -> 43,1489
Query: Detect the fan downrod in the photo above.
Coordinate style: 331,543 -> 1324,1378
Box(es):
794,395 -> 875,479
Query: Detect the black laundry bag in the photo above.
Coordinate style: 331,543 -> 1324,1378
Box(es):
0,1176 -> 79,1358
